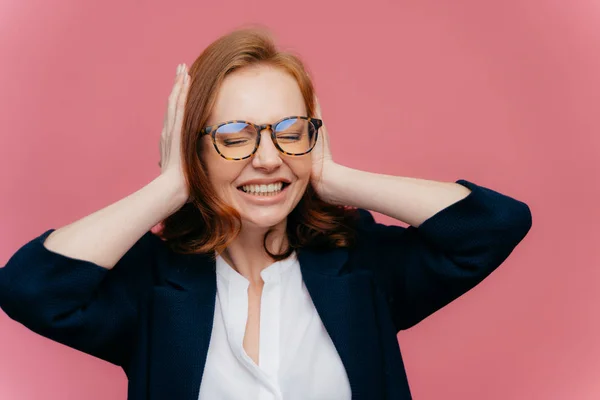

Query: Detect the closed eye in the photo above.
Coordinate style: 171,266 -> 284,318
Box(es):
276,134 -> 302,142
223,138 -> 251,146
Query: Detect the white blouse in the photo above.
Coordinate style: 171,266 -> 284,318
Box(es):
197,251 -> 352,400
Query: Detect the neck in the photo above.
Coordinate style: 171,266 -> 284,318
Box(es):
220,219 -> 289,285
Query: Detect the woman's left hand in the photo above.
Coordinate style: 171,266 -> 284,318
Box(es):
311,96 -> 339,202
308,96 -> 474,226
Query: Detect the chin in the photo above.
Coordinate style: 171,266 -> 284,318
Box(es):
239,206 -> 290,229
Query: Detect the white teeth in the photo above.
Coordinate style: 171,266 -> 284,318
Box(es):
241,182 -> 285,195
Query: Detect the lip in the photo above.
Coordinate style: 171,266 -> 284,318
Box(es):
237,182 -> 291,205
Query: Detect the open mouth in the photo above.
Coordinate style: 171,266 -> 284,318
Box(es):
237,181 -> 291,196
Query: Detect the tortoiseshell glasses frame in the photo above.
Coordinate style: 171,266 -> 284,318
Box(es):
201,116 -> 323,161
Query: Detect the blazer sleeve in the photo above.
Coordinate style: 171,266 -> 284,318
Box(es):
0,229 -> 157,367
355,179 -> 532,331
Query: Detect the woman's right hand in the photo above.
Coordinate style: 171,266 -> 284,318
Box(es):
159,63 -> 191,203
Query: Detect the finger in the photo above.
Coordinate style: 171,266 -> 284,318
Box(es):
160,129 -> 164,148
167,64 -> 186,137
160,112 -> 167,138
173,72 -> 190,129
160,93 -> 169,160
171,70 -> 191,145
159,135 -> 165,169
314,95 -> 322,118
167,64 -> 186,134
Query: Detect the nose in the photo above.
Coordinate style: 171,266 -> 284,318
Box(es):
252,129 -> 283,171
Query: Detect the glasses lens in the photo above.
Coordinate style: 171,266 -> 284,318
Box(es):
274,118 -> 318,155
214,122 -> 257,159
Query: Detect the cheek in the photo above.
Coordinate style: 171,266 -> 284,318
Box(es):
291,157 -> 312,183
202,147 -> 242,198
288,155 -> 312,179
286,157 -> 312,200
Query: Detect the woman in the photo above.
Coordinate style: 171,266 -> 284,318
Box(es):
0,28 -> 532,400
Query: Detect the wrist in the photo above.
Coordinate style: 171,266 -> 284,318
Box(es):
317,163 -> 353,206
153,173 -> 189,213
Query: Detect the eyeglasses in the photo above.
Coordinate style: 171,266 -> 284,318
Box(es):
201,116 -> 322,160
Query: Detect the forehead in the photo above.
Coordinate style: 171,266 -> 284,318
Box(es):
208,65 -> 306,125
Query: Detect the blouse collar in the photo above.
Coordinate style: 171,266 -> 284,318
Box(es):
215,251 -> 298,285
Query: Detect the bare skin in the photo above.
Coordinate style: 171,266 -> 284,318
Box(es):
244,283 -> 263,364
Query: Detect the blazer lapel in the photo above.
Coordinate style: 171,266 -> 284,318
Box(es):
147,251 -> 217,400
298,248 -> 385,400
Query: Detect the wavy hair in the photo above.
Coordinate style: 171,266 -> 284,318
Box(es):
156,26 -> 359,260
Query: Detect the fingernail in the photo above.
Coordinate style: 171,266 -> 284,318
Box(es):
177,64 -> 181,74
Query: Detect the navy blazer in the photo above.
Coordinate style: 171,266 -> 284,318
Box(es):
0,179 -> 532,400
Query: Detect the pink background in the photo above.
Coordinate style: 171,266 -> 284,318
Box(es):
0,0 -> 598,399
